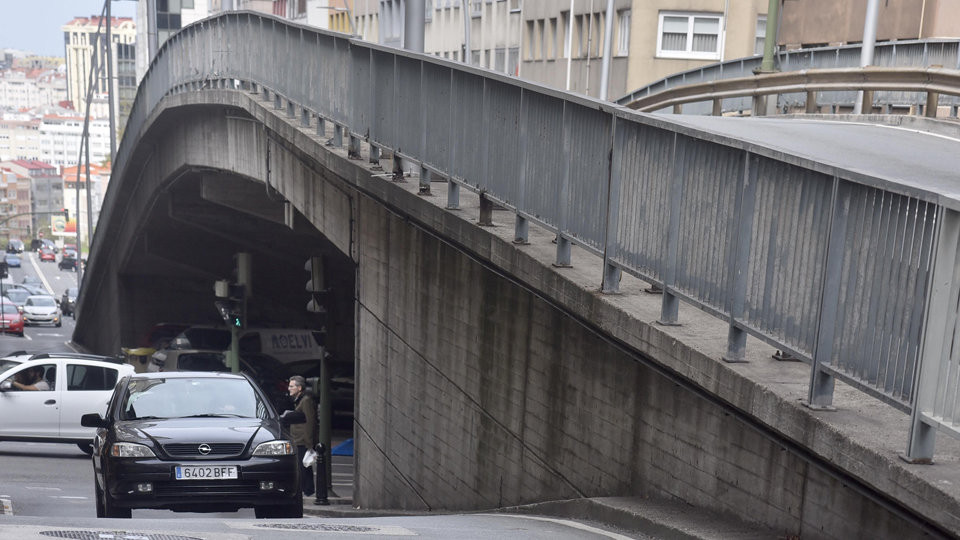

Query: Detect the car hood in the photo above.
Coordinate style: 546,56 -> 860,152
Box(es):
23,306 -> 57,315
116,417 -> 280,446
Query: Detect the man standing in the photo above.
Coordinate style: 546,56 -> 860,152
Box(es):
287,375 -> 318,497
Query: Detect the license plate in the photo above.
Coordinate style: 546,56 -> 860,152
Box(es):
175,465 -> 238,480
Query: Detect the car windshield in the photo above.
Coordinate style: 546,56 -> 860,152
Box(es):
1,303 -> 19,314
26,296 -> 56,307
121,377 -> 267,420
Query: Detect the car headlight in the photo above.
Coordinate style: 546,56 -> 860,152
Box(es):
110,442 -> 156,458
253,440 -> 294,456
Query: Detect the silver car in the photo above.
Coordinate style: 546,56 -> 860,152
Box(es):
22,295 -> 62,327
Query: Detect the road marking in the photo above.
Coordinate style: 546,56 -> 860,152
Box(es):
25,486 -> 61,491
480,514 -> 637,540
25,252 -> 55,295
50,495 -> 87,499
0,498 -> 11,515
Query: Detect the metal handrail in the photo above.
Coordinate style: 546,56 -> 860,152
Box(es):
90,12 -> 960,462
625,66 -> 960,114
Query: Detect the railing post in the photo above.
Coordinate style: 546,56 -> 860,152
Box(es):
514,215 -> 529,244
925,91 -> 940,118
419,165 -> 431,195
369,144 -> 381,168
805,91 -> 818,113
808,177 -> 850,410
904,207 -> 959,463
602,117 -> 624,294
711,98 -> 722,116
348,134 -> 362,159
555,101 -> 573,268
859,90 -> 874,114
478,192 -> 493,226
723,152 -> 759,363
659,133 -> 686,325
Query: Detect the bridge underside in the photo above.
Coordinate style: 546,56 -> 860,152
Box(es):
74,88 -> 959,538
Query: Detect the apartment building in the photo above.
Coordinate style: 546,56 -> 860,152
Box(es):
62,16 -> 137,122
0,68 -> 68,111
0,167 -> 32,242
62,163 -> 110,247
0,160 -> 63,235
135,0 -> 210,82
780,0 -> 960,50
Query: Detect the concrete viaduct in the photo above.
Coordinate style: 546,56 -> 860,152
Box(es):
72,12 -> 960,538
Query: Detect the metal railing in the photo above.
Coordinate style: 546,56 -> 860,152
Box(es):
624,66 -> 960,117
617,39 -> 960,114
101,12 -> 960,460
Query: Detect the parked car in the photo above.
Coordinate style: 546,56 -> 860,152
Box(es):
0,301 -> 25,337
39,248 -> 55,262
22,295 -> 62,327
61,287 -> 78,316
58,256 -> 78,271
0,357 -> 135,454
6,239 -> 24,253
4,253 -> 21,268
81,371 -> 304,518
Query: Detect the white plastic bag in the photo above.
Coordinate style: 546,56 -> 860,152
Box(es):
302,449 -> 318,467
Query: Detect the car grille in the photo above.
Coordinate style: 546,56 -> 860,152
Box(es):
162,443 -> 246,457
154,480 -> 260,496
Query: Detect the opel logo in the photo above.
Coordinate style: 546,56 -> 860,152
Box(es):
198,443 -> 212,455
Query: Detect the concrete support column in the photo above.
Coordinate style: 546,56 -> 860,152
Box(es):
349,135 -> 362,159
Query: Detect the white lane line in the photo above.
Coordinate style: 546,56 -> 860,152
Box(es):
49,496 -> 87,500
480,514 -> 637,540
24,486 -> 61,491
25,252 -> 55,295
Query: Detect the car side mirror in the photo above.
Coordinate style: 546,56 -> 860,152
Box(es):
279,410 -> 306,425
80,413 -> 110,428
0,380 -> 11,392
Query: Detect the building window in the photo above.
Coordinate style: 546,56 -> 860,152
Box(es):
755,15 -> 766,56
425,0 -> 433,21
495,48 -> 505,71
524,20 -> 535,60
471,0 -> 481,17
509,0 -> 521,11
657,12 -> 722,60
508,47 -> 519,75
617,10 -> 630,56
548,18 -> 557,60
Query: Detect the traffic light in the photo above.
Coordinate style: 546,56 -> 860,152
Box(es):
62,208 -> 69,221
213,280 -> 245,328
305,256 -> 326,313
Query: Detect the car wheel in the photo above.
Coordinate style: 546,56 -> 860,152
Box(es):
56,321 -> 62,328
101,484 -> 131,518
77,442 -> 93,455
17,331 -> 23,337
94,482 -> 106,518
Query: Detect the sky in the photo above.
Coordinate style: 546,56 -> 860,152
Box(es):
0,0 -> 137,57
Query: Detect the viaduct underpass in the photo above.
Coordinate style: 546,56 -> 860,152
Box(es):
71,12 -> 960,539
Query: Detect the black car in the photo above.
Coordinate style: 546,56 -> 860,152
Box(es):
61,287 -> 78,316
81,371 -> 304,518
58,256 -> 78,271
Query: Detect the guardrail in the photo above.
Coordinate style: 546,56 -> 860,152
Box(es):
625,66 -> 960,117
100,12 -> 960,461
616,39 -> 960,114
